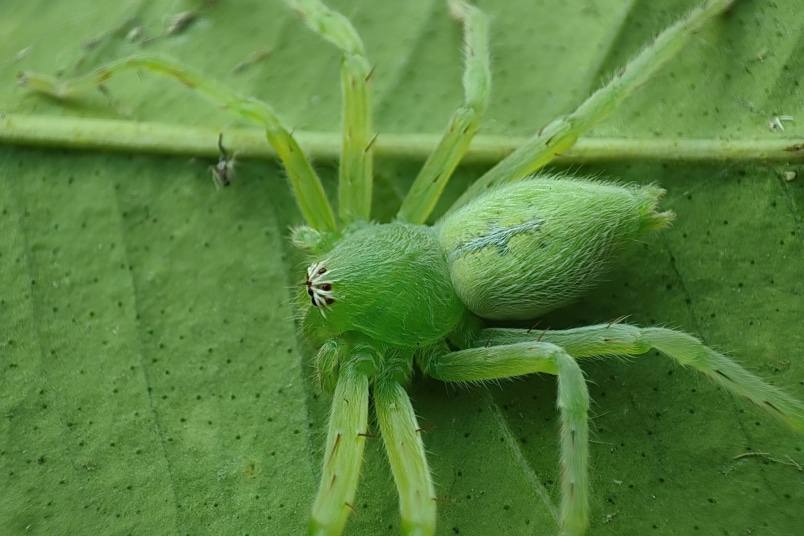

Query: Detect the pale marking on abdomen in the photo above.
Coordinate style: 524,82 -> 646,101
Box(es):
449,218 -> 545,260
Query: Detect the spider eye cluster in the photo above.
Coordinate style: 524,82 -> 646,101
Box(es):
306,260 -> 335,310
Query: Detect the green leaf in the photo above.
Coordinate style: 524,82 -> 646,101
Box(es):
1,1 -> 802,535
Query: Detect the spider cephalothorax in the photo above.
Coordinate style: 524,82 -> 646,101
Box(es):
301,222 -> 465,348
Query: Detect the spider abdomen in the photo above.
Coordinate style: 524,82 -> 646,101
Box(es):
310,222 -> 466,347
438,176 -> 674,320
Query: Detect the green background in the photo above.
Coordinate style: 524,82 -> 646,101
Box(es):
1,0 -> 802,535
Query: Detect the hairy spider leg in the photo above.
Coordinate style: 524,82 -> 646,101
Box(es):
422,319 -> 804,535
19,57 -> 338,234
312,341 -> 436,536
289,0 -> 374,224
375,373 -> 436,535
421,342 -> 591,536
396,0 -> 491,225
479,324 -> 804,432
310,342 -> 372,535
444,0 -> 736,216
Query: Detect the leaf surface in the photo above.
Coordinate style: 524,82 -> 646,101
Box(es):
1,1 -> 802,535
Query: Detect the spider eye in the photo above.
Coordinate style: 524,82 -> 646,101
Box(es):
305,260 -> 335,312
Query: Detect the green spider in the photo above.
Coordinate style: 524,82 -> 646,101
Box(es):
19,0 -> 804,534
